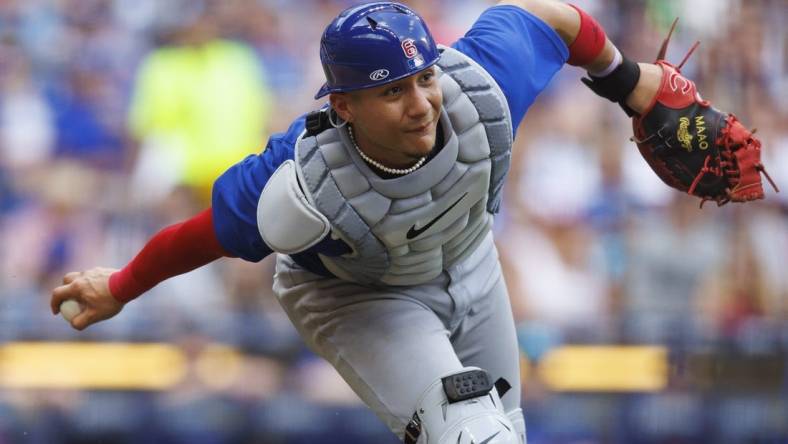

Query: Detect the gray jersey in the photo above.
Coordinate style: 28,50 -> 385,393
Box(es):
293,46 -> 513,286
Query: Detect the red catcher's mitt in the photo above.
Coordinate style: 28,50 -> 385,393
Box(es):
632,19 -> 778,207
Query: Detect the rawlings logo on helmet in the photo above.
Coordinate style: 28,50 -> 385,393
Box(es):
369,69 -> 390,81
401,38 -> 418,59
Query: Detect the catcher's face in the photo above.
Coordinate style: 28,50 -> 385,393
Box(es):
331,67 -> 442,168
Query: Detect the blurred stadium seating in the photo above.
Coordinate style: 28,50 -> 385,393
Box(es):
0,0 -> 786,443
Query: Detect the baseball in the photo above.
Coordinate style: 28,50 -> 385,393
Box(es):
60,299 -> 83,322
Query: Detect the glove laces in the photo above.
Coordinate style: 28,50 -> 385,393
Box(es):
657,18 -> 700,69
690,126 -> 780,208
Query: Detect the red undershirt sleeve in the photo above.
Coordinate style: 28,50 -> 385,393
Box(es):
108,208 -> 233,303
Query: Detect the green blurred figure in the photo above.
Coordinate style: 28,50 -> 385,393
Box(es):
128,8 -> 272,203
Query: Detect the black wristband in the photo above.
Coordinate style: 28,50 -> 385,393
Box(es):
581,56 -> 640,116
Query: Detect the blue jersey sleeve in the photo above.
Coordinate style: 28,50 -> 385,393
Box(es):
211,115 -> 306,262
452,5 -> 568,134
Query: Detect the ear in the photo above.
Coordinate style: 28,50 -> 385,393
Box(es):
329,93 -> 354,123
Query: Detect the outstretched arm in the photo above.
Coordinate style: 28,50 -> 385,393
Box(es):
500,0 -> 776,204
52,115 -> 310,330
498,0 -> 661,114
50,209 -> 231,330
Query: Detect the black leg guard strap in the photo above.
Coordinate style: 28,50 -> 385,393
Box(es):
581,55 -> 640,116
494,377 -> 512,398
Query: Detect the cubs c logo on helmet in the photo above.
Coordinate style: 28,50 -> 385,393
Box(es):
401,38 -> 418,59
369,69 -> 390,81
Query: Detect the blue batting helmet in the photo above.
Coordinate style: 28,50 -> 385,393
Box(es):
314,2 -> 440,99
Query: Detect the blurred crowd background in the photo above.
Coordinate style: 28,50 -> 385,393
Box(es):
0,0 -> 786,443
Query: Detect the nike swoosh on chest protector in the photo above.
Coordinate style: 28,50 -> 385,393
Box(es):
405,192 -> 468,240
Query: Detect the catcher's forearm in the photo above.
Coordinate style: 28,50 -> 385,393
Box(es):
108,209 -> 231,303
498,0 -> 660,113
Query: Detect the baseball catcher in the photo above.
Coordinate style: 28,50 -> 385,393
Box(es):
51,2 -> 777,443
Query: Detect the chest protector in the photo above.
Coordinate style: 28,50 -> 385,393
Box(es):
294,46 -> 512,285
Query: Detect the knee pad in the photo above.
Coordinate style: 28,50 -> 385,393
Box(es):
404,368 -> 520,444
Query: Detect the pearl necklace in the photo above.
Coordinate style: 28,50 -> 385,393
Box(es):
347,125 -> 427,175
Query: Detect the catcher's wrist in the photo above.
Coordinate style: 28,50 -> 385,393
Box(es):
624,63 -> 663,115
587,44 -> 621,77
108,267 -> 146,304
580,54 -> 640,115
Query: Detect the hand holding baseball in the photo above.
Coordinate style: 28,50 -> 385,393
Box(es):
59,299 -> 83,322
51,267 -> 124,330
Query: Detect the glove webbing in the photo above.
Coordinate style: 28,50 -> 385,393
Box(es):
691,122 -> 779,208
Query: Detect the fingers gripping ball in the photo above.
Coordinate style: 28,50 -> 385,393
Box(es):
60,299 -> 83,323
632,19 -> 778,207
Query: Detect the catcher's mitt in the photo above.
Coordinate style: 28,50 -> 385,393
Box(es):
631,19 -> 778,207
